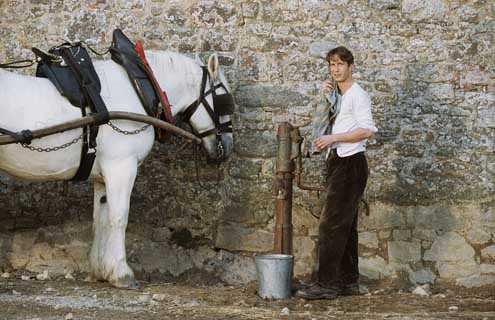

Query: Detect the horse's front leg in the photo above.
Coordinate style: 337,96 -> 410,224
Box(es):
92,158 -> 139,289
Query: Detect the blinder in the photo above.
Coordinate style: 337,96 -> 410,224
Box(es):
213,92 -> 235,116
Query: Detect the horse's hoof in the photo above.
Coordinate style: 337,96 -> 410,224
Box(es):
112,276 -> 141,290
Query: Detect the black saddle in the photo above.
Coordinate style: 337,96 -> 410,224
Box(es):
33,44 -> 102,114
109,29 -> 159,117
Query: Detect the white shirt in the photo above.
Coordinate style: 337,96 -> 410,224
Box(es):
331,82 -> 378,157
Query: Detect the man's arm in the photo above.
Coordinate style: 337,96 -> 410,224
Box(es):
313,128 -> 372,150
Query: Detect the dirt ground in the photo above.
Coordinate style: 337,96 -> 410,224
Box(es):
1,271 -> 494,320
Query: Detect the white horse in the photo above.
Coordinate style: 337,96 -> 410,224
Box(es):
0,51 -> 234,288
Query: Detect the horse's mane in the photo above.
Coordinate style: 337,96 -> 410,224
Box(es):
144,50 -> 200,78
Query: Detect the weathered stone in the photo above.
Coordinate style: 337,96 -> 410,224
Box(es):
456,274 -> 495,288
402,0 -> 448,22
393,230 -> 411,241
360,203 -> 404,230
8,232 -> 37,269
436,262 -> 479,279
412,229 -> 437,241
235,85 -> 310,109
234,130 -> 277,157
378,230 -> 391,239
359,232 -> 379,249
481,245 -> 495,260
228,159 -> 262,180
409,268 -> 437,284
424,232 -> 475,262
359,256 -> 387,280
369,0 -> 400,10
152,227 -> 172,242
388,241 -> 421,263
405,206 -> 458,231
215,225 -> 272,252
466,229 -> 492,245
293,236 -> 316,277
481,264 -> 495,274
25,242 -> 84,274
457,5 -> 478,23
219,253 -> 256,285
308,41 -> 337,58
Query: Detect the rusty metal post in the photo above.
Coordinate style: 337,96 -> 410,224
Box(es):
273,122 -> 294,255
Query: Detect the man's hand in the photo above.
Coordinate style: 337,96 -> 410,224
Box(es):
313,134 -> 337,150
320,80 -> 334,95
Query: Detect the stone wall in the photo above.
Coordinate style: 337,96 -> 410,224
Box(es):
0,0 -> 494,288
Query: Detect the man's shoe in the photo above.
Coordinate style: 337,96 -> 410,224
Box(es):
295,282 -> 339,300
340,282 -> 362,296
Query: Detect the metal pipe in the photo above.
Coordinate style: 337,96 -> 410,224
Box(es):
0,111 -> 202,145
273,122 -> 294,255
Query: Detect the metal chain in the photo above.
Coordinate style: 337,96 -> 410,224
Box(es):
21,133 -> 84,152
107,121 -> 150,135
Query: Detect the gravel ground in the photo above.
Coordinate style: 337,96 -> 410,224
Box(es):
0,272 -> 494,320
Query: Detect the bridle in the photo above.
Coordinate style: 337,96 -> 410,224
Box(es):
181,66 -> 234,161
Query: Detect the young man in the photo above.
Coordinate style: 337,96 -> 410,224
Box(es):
296,46 -> 377,300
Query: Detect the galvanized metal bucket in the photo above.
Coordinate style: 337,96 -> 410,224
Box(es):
255,254 -> 294,299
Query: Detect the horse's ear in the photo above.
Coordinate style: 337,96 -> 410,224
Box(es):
208,53 -> 219,80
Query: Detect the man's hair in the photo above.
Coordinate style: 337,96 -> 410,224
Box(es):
326,46 -> 354,65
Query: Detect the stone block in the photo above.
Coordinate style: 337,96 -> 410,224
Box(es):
234,130 -> 277,157
388,241 -> 421,263
436,262 -> 479,279
359,256 -> 387,280
466,229 -> 492,245
309,41 -> 337,58
393,229 -> 411,241
292,205 -> 319,237
25,242 -> 84,274
359,232 -> 379,249
378,230 -> 391,239
360,203 -> 404,230
405,205 -> 458,231
481,245 -> 495,260
456,274 -> 495,288
409,268 -> 437,284
293,236 -> 316,277
235,85 -> 310,110
402,0 -> 448,22
412,229 -> 437,241
220,255 -> 257,285
8,231 -> 37,269
369,0 -> 400,10
228,159 -> 262,180
215,225 -> 273,252
152,227 -> 172,242
424,232 -> 475,262
131,242 -> 194,277
480,264 -> 495,274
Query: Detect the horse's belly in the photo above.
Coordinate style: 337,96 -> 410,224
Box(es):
0,132 -> 83,181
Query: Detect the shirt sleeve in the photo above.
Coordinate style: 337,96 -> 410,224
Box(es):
352,92 -> 378,133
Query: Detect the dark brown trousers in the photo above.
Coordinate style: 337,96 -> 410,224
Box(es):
317,150 -> 368,286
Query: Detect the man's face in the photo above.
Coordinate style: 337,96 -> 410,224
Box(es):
329,55 -> 354,83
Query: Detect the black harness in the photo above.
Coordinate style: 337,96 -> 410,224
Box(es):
181,66 -> 234,161
182,66 -> 234,138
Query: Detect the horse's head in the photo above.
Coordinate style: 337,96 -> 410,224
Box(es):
186,53 -> 234,162
147,51 -> 234,162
